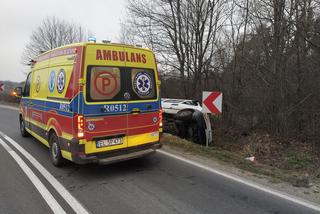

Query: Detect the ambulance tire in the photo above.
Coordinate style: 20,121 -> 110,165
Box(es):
49,133 -> 66,167
19,116 -> 30,137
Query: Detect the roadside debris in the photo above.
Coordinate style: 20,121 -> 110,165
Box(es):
245,156 -> 256,163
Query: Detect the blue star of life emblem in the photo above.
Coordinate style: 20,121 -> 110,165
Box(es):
57,69 -> 66,94
48,70 -> 55,93
133,72 -> 152,96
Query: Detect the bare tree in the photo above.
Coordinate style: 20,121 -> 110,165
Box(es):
218,0 -> 320,139
124,0 -> 227,98
122,0 -> 320,142
21,16 -> 89,65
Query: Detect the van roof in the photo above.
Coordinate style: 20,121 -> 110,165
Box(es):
36,42 -> 153,61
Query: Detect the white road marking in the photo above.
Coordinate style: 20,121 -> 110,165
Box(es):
0,139 -> 66,214
0,132 -> 90,214
0,104 -> 19,111
158,150 -> 320,212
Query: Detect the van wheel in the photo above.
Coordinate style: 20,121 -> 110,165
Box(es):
49,133 -> 65,167
175,110 -> 194,121
191,111 -> 207,145
20,117 -> 29,137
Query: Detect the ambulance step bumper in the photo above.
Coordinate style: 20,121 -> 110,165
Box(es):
73,142 -> 161,165
98,148 -> 155,165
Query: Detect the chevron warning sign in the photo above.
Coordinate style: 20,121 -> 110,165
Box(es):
0,83 -> 4,93
202,91 -> 222,114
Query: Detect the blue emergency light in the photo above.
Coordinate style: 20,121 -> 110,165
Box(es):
88,36 -> 96,43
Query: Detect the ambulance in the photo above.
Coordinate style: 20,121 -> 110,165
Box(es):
16,42 -> 162,166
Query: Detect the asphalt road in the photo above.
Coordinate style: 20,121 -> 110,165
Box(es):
0,105 -> 319,214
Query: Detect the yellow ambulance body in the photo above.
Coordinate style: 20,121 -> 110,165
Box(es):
19,42 -> 162,166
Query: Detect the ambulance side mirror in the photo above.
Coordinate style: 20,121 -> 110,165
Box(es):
13,87 -> 22,98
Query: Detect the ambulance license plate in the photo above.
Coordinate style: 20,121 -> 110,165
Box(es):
96,138 -> 123,148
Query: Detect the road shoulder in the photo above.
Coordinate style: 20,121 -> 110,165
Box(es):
0,104 -> 19,111
161,135 -> 320,205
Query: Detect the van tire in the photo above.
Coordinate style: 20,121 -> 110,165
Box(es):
49,133 -> 66,167
175,109 -> 194,121
20,117 -> 29,137
191,111 -> 207,145
174,120 -> 188,138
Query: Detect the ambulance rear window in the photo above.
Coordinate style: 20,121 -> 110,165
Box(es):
86,66 -> 157,102
87,66 -> 123,102
130,68 -> 156,100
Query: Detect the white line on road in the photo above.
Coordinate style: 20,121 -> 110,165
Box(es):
158,150 -> 320,212
0,138 -> 66,214
0,132 -> 90,214
0,104 -> 19,111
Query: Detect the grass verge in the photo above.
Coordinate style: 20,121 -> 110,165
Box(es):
160,133 -> 317,187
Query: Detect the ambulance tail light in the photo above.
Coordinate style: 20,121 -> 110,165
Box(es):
77,115 -> 84,138
159,109 -> 163,128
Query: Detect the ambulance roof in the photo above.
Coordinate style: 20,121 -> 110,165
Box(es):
36,42 -> 153,60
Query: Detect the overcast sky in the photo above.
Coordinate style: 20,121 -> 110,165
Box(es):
0,0 -> 127,82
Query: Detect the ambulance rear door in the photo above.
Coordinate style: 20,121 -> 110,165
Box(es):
83,45 -> 129,154
124,47 -> 161,147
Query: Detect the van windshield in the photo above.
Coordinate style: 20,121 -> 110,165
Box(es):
86,66 -> 157,102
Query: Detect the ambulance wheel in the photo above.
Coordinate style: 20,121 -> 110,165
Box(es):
49,133 -> 65,167
19,117 -> 29,137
